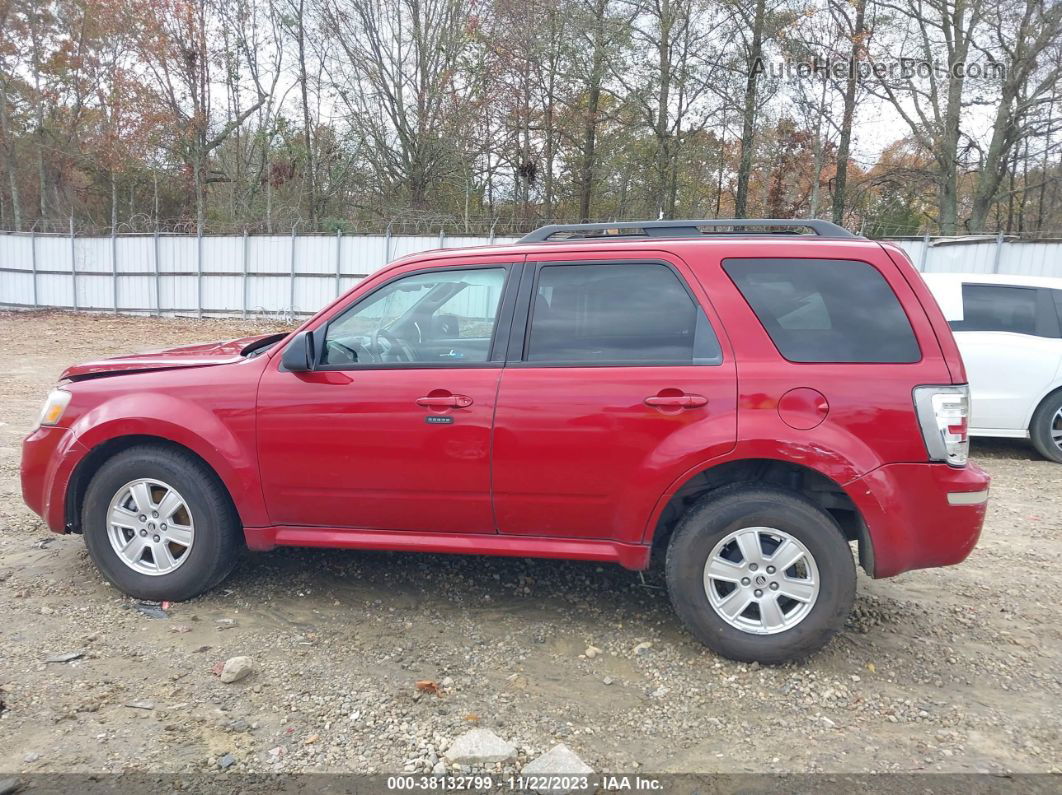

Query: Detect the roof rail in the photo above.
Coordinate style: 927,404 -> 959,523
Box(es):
518,218 -> 857,243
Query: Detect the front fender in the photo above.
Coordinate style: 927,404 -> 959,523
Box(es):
66,393 -> 267,528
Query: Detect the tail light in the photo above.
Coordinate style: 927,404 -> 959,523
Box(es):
913,385 -> 970,466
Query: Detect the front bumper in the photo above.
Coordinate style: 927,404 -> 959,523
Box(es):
846,462 -> 990,578
21,425 -> 88,533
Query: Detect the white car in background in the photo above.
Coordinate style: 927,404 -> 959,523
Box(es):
921,273 -> 1062,463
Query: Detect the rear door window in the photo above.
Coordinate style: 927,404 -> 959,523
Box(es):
723,258 -> 920,363
952,284 -> 1057,337
524,262 -> 722,365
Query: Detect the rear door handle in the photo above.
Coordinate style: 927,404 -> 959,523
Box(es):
644,393 -> 708,409
416,394 -> 473,408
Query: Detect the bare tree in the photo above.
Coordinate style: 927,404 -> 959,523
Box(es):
617,0 -> 722,218
734,0 -> 766,218
26,1 -> 53,220
871,0 -> 984,234
135,0 -> 268,233
967,0 -> 1062,231
0,0 -> 23,230
321,0 -> 478,210
529,4 -> 571,217
830,0 -> 867,225
573,0 -> 623,222
275,0 -> 320,227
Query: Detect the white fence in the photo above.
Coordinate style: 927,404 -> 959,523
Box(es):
893,236 -> 1062,277
0,231 -> 519,318
0,231 -> 1058,318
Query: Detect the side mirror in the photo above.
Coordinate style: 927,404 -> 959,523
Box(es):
281,330 -> 318,372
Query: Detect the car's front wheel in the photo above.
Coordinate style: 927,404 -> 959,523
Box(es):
665,485 -> 855,664
82,445 -> 241,601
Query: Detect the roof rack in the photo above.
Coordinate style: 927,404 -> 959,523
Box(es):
518,218 -> 857,243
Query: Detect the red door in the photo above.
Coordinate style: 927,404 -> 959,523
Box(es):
491,254 -> 737,544
256,262 -> 514,532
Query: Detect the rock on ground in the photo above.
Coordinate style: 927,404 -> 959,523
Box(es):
443,729 -> 516,765
219,656 -> 253,684
521,744 -> 594,794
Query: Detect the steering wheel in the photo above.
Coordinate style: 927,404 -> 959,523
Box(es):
372,328 -> 417,362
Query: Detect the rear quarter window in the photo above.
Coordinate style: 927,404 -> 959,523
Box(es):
723,258 -> 920,363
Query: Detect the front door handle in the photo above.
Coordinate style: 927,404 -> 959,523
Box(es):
416,394 -> 473,408
644,393 -> 708,409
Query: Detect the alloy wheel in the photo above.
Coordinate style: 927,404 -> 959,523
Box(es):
106,478 -> 195,576
703,526 -> 820,635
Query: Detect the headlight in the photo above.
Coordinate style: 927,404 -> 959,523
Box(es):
36,388 -> 72,428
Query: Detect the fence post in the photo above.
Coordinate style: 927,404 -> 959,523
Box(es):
289,223 -> 297,317
196,227 -> 203,317
992,231 -> 1004,273
919,232 -> 930,272
29,227 -> 38,307
153,227 -> 161,316
335,228 -> 342,298
111,226 -> 119,313
385,226 -> 392,262
242,228 -> 249,319
438,228 -> 445,249
69,217 -> 78,311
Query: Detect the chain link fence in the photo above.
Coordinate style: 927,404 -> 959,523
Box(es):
13,214 -> 1062,239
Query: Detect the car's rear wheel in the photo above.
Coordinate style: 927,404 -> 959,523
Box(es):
665,485 -> 855,664
82,445 -> 241,601
1030,391 -> 1062,464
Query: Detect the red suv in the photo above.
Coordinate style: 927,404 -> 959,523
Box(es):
21,219 -> 989,663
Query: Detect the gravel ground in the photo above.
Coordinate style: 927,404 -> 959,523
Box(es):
0,310 -> 1059,777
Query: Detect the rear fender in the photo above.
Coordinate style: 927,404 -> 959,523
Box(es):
641,439 -> 887,552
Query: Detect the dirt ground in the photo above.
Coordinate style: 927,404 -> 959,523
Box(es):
0,310 -> 1059,778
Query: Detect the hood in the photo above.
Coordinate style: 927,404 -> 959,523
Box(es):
60,333 -> 287,381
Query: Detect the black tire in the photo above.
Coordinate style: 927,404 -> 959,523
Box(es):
82,445 -> 241,601
1030,390 -> 1062,464
665,485 -> 855,664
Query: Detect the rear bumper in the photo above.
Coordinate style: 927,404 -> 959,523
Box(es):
846,462 -> 990,578
21,425 -> 88,533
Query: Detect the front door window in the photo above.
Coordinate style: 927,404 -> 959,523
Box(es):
322,268 -> 507,365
